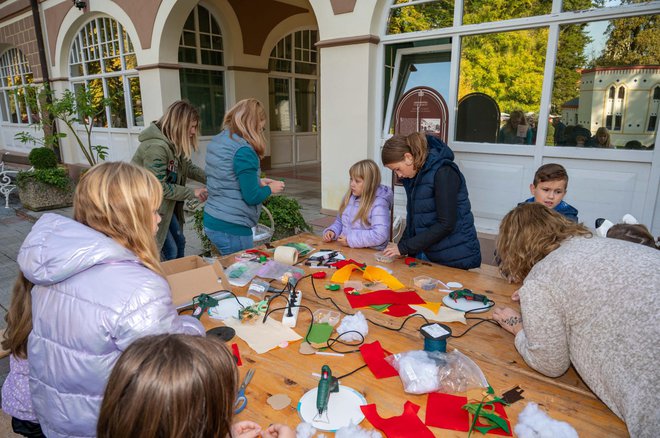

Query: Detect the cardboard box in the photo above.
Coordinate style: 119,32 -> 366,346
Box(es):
161,255 -> 230,308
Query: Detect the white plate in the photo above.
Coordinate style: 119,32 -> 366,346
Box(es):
208,296 -> 255,320
442,294 -> 492,314
297,385 -> 366,431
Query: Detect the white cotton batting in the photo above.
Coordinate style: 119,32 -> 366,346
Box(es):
335,423 -> 382,438
336,311 -> 368,342
514,402 -> 578,438
296,422 -> 317,438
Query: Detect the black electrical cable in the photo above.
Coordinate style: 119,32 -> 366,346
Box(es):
177,290 -> 245,315
335,364 -> 368,380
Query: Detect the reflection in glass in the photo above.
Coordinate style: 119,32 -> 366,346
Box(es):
548,16 -> 658,149
129,77 -> 143,127
463,0 -> 551,25
457,29 -> 548,144
387,0 -> 453,34
106,76 -> 127,128
179,68 -> 225,135
87,79 -> 107,128
269,77 -> 290,132
294,79 -> 317,132
178,5 -> 224,67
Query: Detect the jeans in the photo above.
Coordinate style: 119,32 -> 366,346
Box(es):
204,227 -> 253,255
12,418 -> 45,438
162,214 -> 186,261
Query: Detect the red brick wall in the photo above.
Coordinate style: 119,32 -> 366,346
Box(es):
0,16 -> 41,80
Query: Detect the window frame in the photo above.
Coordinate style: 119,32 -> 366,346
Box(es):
376,0 -> 660,160
0,48 -> 35,125
68,17 -> 142,130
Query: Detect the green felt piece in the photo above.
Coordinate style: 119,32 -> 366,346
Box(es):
306,322 -> 334,344
369,304 -> 391,312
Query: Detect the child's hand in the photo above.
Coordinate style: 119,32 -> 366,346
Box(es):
262,423 -> 296,438
323,230 -> 336,242
382,243 -> 400,257
231,421 -> 262,438
337,235 -> 349,247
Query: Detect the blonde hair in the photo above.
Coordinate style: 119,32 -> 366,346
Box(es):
497,203 -> 592,283
97,334 -> 238,438
1,272 -> 33,359
338,159 -> 382,227
595,127 -> 612,148
381,132 -> 428,170
223,98 -> 267,158
156,100 -> 200,159
74,162 -> 163,275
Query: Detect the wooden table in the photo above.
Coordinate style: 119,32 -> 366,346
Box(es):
193,233 -> 627,437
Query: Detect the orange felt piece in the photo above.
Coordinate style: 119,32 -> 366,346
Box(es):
330,263 -> 362,283
363,266 -> 405,290
419,301 -> 442,313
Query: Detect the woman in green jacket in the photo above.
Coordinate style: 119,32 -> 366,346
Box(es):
132,101 -> 208,260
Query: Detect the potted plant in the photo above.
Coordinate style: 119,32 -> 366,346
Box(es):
261,195 -> 312,241
17,147 -> 74,211
191,194 -> 312,255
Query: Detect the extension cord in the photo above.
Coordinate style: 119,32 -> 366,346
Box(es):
281,290 -> 302,327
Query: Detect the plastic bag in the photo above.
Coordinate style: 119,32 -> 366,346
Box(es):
224,261 -> 262,287
385,349 -> 488,394
256,260 -> 305,285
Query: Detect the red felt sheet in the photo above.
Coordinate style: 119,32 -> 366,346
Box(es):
383,304 -> 416,317
345,290 -> 425,308
359,341 -> 399,379
425,392 -> 470,432
361,401 -> 435,438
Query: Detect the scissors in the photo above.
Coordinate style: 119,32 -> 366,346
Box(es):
234,368 -> 255,414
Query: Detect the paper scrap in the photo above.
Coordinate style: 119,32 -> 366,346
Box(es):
410,304 -> 466,324
267,394 -> 291,410
222,318 -> 302,354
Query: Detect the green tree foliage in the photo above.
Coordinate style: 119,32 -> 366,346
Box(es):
596,10 -> 659,66
552,22 -> 591,113
387,0 -> 453,34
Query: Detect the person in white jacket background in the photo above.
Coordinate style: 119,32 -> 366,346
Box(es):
17,162 -> 205,438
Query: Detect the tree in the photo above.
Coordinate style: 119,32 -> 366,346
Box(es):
596,9 -> 659,66
18,86 -> 110,166
551,22 -> 591,113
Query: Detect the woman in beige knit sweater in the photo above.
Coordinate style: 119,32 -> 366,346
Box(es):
493,203 -> 659,438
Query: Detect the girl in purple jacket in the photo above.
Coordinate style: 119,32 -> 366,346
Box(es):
323,159 -> 393,250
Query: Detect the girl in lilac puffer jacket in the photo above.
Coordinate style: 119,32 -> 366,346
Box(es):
323,159 -> 393,250
17,162 -> 205,438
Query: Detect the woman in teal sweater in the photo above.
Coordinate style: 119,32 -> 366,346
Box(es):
204,99 -> 284,254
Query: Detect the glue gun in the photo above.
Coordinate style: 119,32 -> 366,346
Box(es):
192,293 -> 220,319
316,365 -> 339,417
449,289 -> 490,305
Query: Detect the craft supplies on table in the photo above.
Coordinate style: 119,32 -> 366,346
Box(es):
413,275 -> 445,291
225,261 -> 262,287
298,384 -> 367,431
374,251 -> 395,263
208,296 -> 255,320
274,245 -> 299,265
234,368 -> 255,414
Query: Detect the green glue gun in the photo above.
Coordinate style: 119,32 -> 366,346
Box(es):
314,364 -> 339,423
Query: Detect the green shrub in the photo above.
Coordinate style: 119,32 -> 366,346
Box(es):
261,195 -> 311,241
28,147 -> 58,169
192,208 -> 217,256
17,167 -> 72,190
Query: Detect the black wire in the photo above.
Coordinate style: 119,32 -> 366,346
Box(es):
335,364 -> 368,380
264,303 -> 315,342
177,290 -> 245,315
323,330 -> 365,354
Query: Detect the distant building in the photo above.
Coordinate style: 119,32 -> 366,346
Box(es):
562,66 -> 660,148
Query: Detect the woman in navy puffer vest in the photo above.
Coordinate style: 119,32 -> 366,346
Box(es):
382,133 -> 481,269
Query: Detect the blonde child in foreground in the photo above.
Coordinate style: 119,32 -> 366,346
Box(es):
521,163 -> 578,222
323,159 -> 393,250
98,334 -> 295,438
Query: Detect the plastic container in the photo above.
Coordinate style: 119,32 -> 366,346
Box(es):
413,275 -> 442,291
313,309 -> 341,327
246,278 -> 271,301
343,280 -> 363,291
374,252 -> 395,263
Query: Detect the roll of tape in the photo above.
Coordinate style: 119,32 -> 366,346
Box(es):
274,246 -> 298,265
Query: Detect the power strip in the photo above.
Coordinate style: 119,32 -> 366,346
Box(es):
281,290 -> 302,328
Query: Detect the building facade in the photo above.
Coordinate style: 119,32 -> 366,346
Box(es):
1,0 -> 659,235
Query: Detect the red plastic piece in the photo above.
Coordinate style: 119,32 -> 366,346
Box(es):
312,271 -> 327,279
231,342 -> 242,366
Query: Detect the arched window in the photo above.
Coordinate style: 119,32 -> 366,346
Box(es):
617,87 -> 625,99
654,86 -> 660,100
69,17 -> 142,128
0,48 -> 35,125
608,86 -> 615,98
605,85 -> 616,129
178,4 -> 225,136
